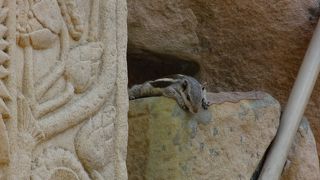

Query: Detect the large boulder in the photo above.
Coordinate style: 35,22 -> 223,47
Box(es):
127,0 -> 320,154
127,92 -> 320,179
127,92 -> 280,179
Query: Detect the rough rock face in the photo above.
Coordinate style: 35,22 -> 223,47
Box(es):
128,0 -> 199,61
127,0 -> 320,153
281,118 -> 320,180
127,93 -> 280,179
127,94 -> 320,179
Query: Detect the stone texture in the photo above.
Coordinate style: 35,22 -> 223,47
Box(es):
128,0 -> 199,61
281,118 -> 320,180
127,93 -> 280,179
0,0 -> 128,179
0,117 -> 8,164
127,0 -> 320,154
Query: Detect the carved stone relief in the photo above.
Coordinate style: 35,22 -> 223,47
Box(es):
0,0 -> 128,179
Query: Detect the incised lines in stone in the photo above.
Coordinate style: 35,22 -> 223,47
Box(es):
9,0 -> 121,179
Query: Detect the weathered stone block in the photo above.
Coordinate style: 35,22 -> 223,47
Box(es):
128,93 -> 320,179
128,93 -> 280,179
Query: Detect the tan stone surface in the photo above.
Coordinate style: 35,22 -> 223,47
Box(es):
128,94 -> 320,179
0,117 -> 8,164
0,0 -> 128,179
127,0 -> 320,154
281,118 -> 320,180
127,93 -> 280,179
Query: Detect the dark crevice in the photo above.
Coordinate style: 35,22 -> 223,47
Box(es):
127,49 -> 200,87
308,1 -> 320,22
250,140 -> 273,180
251,111 -> 288,180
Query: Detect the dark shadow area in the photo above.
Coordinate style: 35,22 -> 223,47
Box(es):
250,141 -> 272,180
251,112 -> 284,180
127,50 -> 200,87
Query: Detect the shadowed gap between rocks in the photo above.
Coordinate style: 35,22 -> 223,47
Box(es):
250,139 -> 274,180
127,50 -> 200,87
251,111 -> 283,180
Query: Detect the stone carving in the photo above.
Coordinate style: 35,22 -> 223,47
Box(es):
1,0 -> 128,179
56,0 -> 84,41
0,0 -> 10,165
65,42 -> 103,94
74,105 -> 116,179
31,147 -> 90,180
0,117 -> 9,164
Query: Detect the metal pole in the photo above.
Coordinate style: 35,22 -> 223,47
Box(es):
259,20 -> 320,179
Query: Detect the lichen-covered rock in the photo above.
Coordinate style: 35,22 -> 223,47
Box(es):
127,93 -> 280,179
281,118 -> 320,180
127,0 -> 320,154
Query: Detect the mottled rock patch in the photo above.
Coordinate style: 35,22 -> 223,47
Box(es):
127,93 -> 280,179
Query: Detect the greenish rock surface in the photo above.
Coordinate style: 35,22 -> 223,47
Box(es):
127,93 -> 280,180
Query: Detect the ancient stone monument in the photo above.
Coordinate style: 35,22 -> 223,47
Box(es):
0,0 -> 128,179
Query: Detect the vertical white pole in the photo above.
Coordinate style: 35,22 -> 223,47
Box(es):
259,20 -> 320,179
